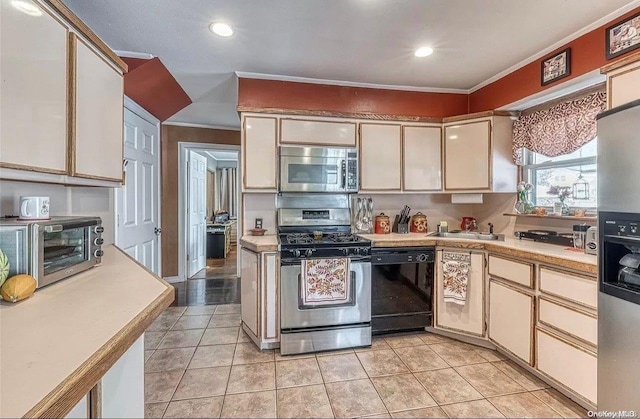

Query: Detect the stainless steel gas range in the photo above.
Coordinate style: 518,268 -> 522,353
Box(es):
277,194 -> 372,355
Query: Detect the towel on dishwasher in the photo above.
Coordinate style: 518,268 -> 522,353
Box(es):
442,252 -> 471,306
301,258 -> 351,306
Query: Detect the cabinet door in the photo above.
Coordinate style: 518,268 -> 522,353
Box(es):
488,280 -> 533,364
73,36 -> 124,181
261,252 -> 279,342
360,123 -> 401,191
0,0 -> 68,173
241,248 -> 260,337
609,64 -> 640,108
444,121 -> 491,191
101,335 -> 144,418
280,119 -> 356,147
65,395 -> 88,419
243,116 -> 277,190
403,126 -> 442,191
435,251 -> 485,337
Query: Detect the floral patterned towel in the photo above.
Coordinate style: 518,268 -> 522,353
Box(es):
301,258 -> 351,306
442,253 -> 471,306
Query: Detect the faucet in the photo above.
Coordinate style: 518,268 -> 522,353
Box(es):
488,223 -> 494,234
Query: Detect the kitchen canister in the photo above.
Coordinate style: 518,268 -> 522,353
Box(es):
374,213 -> 391,234
410,212 -> 428,233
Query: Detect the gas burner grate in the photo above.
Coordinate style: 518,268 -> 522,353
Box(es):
327,233 -> 359,243
285,233 -> 313,244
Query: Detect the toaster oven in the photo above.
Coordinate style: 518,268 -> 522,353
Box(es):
0,216 -> 104,288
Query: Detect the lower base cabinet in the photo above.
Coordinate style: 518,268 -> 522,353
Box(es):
101,335 -> 145,418
536,328 -> 597,405
240,248 -> 279,348
435,250 -> 485,337
488,280 -> 533,364
65,396 -> 88,419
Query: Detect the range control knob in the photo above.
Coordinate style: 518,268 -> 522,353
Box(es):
94,250 -> 104,258
94,226 -> 105,234
305,249 -> 313,257
417,254 -> 427,262
619,225 -> 627,234
341,248 -> 349,256
293,249 -> 301,257
94,238 -> 105,246
631,225 -> 638,234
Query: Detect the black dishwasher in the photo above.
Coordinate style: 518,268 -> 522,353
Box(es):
371,247 -> 435,335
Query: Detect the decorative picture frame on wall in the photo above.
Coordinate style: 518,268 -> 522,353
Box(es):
606,11 -> 640,60
541,48 -> 571,86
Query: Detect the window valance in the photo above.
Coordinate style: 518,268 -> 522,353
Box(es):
512,91 -> 606,164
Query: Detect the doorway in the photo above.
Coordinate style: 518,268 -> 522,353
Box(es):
178,143 -> 240,281
115,98 -> 162,275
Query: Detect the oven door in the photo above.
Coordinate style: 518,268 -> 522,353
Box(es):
34,220 -> 99,287
281,258 -> 371,329
280,146 -> 350,193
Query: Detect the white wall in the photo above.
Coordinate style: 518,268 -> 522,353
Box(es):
243,193 -> 277,234
0,181 -> 115,244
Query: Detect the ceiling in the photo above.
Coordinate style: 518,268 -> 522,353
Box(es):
63,0 -> 636,128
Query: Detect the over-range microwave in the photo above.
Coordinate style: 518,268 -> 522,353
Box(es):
279,146 -> 359,193
0,216 -> 104,288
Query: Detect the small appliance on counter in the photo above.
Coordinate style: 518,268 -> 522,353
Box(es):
0,216 -> 104,288
572,224 -> 590,250
213,210 -> 230,224
19,196 -> 50,221
585,226 -> 598,255
514,229 -> 574,247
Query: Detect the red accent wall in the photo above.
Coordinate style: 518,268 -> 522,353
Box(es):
238,78 -> 469,118
121,57 -> 192,121
469,6 -> 640,112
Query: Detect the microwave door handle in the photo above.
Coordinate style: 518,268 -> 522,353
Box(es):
341,159 -> 346,189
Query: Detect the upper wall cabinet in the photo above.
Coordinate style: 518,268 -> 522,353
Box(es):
360,123 -> 402,191
402,125 -> 442,191
443,115 -> 517,193
602,53 -> 640,109
280,119 -> 357,147
72,36 -> 124,182
243,115 -> 278,191
0,0 -> 68,174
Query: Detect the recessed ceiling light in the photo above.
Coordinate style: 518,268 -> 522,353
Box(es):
11,0 -> 42,16
414,46 -> 434,58
209,22 -> 234,37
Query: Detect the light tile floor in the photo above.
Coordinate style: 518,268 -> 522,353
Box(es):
144,304 -> 588,418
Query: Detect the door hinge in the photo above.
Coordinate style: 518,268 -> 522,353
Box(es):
117,214 -> 120,228
187,254 -> 190,261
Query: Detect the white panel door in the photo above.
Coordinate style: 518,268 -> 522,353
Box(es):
116,108 -> 160,275
188,151 -> 207,277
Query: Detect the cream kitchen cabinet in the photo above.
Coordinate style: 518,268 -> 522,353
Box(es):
240,248 -> 279,348
280,118 -> 357,147
64,396 -> 89,419
0,0 -> 68,174
603,53 -> 640,109
360,123 -> 402,191
435,249 -> 485,337
402,125 -> 442,191
71,35 -> 124,182
100,335 -> 144,418
443,115 -> 516,193
488,280 -> 534,364
242,115 -> 278,191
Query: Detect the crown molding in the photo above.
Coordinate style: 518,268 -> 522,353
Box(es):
114,50 -> 154,60
235,71 -> 468,94
469,0 -> 640,93
162,121 -> 241,131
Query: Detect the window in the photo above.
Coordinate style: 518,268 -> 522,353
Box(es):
523,139 -> 597,208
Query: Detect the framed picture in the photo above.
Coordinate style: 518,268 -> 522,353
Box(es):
541,48 -> 571,86
606,11 -> 640,60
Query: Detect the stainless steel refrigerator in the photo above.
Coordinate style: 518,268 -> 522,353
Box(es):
596,98 -> 640,411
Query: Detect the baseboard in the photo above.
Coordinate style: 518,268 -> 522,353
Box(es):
163,276 -> 183,284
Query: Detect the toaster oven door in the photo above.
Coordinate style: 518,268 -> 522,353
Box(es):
35,220 -> 100,287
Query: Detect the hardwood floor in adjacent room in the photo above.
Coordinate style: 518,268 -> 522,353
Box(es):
190,247 -> 238,280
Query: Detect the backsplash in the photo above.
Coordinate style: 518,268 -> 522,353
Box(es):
0,181 -> 115,245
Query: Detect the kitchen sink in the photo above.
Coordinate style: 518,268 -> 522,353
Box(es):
427,231 -> 505,241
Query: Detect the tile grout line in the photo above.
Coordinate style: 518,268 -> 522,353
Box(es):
353,346 -> 392,417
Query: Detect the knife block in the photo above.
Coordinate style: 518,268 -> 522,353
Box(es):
392,215 -> 409,234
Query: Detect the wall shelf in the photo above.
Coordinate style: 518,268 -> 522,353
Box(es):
503,213 -> 597,221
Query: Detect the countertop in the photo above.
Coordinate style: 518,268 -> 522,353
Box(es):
240,235 -> 279,252
240,233 -> 596,274
0,245 -> 173,418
